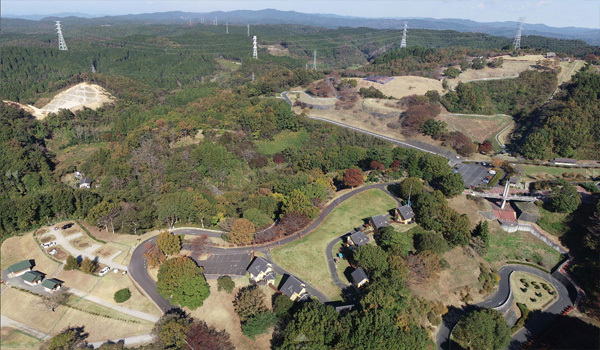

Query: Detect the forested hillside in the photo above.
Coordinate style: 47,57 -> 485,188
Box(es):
520,65 -> 600,160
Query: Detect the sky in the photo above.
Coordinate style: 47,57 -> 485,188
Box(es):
2,0 -> 599,29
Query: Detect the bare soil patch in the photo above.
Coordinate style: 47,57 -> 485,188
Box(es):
51,246 -> 69,261
260,44 -> 290,56
290,91 -> 337,106
71,236 -> 93,250
39,235 -> 56,244
188,280 -> 272,350
1,232 -> 61,277
94,246 -> 117,259
447,195 -> 490,230
438,114 -> 512,143
352,76 -> 443,99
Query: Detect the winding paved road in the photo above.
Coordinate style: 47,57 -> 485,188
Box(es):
128,182 -> 401,310
436,264 -> 576,350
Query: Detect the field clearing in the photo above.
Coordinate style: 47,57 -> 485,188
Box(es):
1,232 -> 61,277
450,59 -> 535,84
520,164 -> 595,180
558,60 -> 584,83
188,280 -> 272,350
53,142 -> 109,170
289,91 -> 336,105
447,195 -> 490,230
510,271 -> 557,310
537,207 -> 570,237
0,288 -> 153,343
484,222 -> 563,270
410,247 -> 484,306
363,98 -> 403,111
352,76 -> 443,99
271,189 -> 397,300
0,329 -> 39,348
255,130 -> 309,155
439,114 -> 513,143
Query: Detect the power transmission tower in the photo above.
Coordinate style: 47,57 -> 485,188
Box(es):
214,17 -> 217,25
252,36 -> 258,59
91,62 -> 96,73
247,24 -> 250,36
252,72 -> 255,82
226,22 -> 228,34
400,21 -> 407,48
201,18 -> 204,24
513,17 -> 525,51
306,62 -> 308,71
55,21 -> 68,51
313,50 -> 317,70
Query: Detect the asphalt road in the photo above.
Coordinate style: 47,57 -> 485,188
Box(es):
436,264 -> 575,350
128,182 -> 401,310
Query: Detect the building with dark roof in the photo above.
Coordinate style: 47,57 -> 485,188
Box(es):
351,267 -> 369,288
348,231 -> 369,246
21,271 -> 44,286
280,275 -> 310,301
552,158 -> 577,166
79,177 -> 92,189
369,215 -> 390,231
247,257 -> 275,285
42,278 -> 63,293
7,260 -> 34,278
395,205 -> 415,224
513,202 -> 540,223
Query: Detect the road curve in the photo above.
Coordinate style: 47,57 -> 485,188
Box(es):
129,182 -> 401,311
436,264 -> 574,350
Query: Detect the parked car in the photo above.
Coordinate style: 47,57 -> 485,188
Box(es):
42,241 -> 57,248
99,267 -> 111,276
113,268 -> 119,274
62,223 -> 74,230
49,249 -> 57,255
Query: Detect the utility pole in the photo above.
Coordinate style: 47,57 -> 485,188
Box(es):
513,17 -> 525,51
400,21 -> 407,48
91,63 -> 96,73
55,21 -> 68,51
201,18 -> 204,24
306,62 -> 308,71
214,17 -> 217,26
247,24 -> 250,36
226,22 -> 228,34
252,36 -> 258,59
313,50 -> 317,70
252,72 -> 255,82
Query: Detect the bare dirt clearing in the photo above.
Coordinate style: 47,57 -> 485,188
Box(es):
352,76 -> 443,99
3,83 -> 113,120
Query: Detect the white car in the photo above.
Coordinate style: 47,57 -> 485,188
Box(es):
49,249 -> 57,255
42,242 -> 57,248
113,268 -> 119,274
99,267 -> 111,276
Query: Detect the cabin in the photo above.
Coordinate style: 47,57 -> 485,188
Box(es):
347,230 -> 369,247
351,267 -> 369,288
552,158 -> 577,166
513,202 -> 540,223
7,260 -> 34,278
247,257 -> 276,285
395,205 -> 415,224
41,278 -> 62,293
280,275 -> 310,302
79,177 -> 92,189
21,271 -> 45,286
546,52 -> 556,59
369,215 -> 390,232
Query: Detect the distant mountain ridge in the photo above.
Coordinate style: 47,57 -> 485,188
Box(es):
4,9 -> 599,45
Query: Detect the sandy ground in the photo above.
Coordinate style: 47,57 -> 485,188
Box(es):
439,114 -> 513,143
352,76 -> 444,99
3,83 -> 113,120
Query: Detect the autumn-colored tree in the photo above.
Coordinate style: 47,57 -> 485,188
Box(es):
143,242 -> 166,268
80,257 -> 96,274
64,255 -> 79,271
156,230 -> 182,256
186,321 -> 235,350
45,326 -> 88,350
491,158 -> 504,167
282,189 -> 319,219
153,310 -> 192,349
273,153 -> 286,164
157,256 -> 210,309
407,251 -> 441,285
277,212 -> 311,236
343,168 -> 364,188
369,160 -> 385,171
233,286 -> 268,323
478,142 -> 494,154
190,234 -> 209,253
227,219 -> 255,246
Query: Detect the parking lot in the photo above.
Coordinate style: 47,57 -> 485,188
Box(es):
196,253 -> 252,276
455,163 -> 491,188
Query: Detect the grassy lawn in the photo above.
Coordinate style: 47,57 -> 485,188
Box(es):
331,240 -> 351,285
1,232 -> 61,277
536,207 -> 570,236
271,189 -> 398,300
484,223 -> 563,270
510,271 -> 557,310
0,288 -> 153,343
520,165 -> 594,180
255,130 -> 308,155
0,329 -> 40,348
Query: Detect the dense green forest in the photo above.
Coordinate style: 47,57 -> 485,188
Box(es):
520,65 -> 600,159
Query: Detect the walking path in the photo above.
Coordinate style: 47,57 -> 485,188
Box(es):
40,229 -> 128,271
68,288 -> 160,323
1,315 -> 50,341
88,334 -> 154,348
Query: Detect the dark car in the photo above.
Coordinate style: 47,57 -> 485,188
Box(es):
62,223 -> 74,230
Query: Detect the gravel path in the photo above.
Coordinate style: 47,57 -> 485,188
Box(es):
1,315 -> 50,341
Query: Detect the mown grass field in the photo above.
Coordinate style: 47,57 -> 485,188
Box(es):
520,164 -> 594,180
484,224 -> 563,270
536,207 -> 570,236
255,130 -> 309,155
0,329 -> 40,348
271,189 -> 397,300
510,271 -> 557,310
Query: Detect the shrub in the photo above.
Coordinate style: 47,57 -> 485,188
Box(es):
535,292 -> 542,297
241,311 -> 276,339
530,298 -> 537,302
521,288 -> 528,293
272,293 -> 294,318
217,276 -> 235,294
114,288 -> 131,303
64,255 -> 79,271
80,257 -> 96,274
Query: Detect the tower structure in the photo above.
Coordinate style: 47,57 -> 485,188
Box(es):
247,24 -> 250,36
214,17 -> 217,25
313,50 -> 317,70
55,21 -> 68,51
91,63 -> 96,73
513,17 -> 525,51
400,22 -> 407,48
252,36 -> 258,59
226,22 -> 228,34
